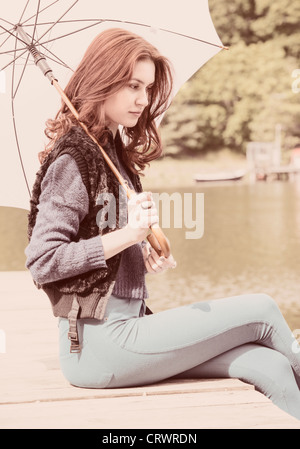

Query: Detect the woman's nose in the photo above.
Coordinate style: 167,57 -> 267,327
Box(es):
136,89 -> 149,107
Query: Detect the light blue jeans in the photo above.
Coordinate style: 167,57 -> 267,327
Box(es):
59,293 -> 300,420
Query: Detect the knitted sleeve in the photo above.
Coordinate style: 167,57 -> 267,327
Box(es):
25,154 -> 107,285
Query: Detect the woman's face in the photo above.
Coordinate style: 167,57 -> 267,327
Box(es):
103,58 -> 156,136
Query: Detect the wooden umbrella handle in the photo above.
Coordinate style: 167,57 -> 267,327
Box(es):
51,78 -> 172,259
126,187 -> 171,258
147,223 -> 171,258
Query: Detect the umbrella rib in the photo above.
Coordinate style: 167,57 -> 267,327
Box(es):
37,19 -> 104,46
19,19 -> 105,30
159,27 -> 227,49
37,18 -> 227,50
37,44 -> 74,71
0,23 -> 16,38
0,24 -> 32,71
18,0 -> 30,24
0,49 -> 29,72
0,26 -> 69,72
1,1 -> 80,55
22,18 -> 109,26
32,0 -> 79,45
0,20 -> 118,59
11,36 -> 31,198
31,0 -> 42,44
12,51 -> 31,99
0,17 -> 14,27
105,18 -> 227,49
1,9 -> 226,65
0,24 -> 30,51
0,28 -> 15,49
20,0 -> 60,27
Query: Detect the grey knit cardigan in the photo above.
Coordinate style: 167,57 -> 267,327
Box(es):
27,126 -> 143,326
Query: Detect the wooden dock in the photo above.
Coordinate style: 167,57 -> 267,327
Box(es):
256,165 -> 300,181
0,271 -> 299,429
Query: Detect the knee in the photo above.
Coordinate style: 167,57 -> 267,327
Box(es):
270,350 -> 292,379
240,348 -> 293,396
263,352 -> 295,398
255,293 -> 280,318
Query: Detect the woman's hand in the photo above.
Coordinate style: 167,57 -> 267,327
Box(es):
102,191 -> 163,261
142,241 -> 177,274
125,191 -> 159,244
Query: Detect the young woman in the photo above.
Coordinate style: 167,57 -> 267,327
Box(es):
25,28 -> 300,421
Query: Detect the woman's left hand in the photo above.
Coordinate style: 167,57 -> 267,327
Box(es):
142,242 -> 176,274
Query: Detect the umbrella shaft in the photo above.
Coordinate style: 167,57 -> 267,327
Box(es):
51,79 -> 134,197
16,25 -> 54,82
14,27 -> 171,258
51,77 -> 170,258
51,81 -> 170,257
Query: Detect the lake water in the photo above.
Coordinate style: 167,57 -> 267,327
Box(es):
0,180 -> 299,331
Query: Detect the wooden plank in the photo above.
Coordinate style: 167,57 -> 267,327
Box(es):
0,271 -> 300,429
0,369 -> 253,405
1,390 -> 299,429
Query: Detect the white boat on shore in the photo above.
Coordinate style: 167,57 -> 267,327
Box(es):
194,169 -> 246,182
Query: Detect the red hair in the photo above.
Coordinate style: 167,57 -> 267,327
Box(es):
42,28 -> 174,173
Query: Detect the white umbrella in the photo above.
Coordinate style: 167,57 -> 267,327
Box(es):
0,0 -> 226,212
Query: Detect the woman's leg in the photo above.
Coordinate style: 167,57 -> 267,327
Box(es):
175,343 -> 300,420
59,293 -> 300,417
103,293 -> 300,384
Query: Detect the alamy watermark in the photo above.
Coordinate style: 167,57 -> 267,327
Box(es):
153,192 -> 204,239
292,69 -> 300,93
96,187 -> 204,240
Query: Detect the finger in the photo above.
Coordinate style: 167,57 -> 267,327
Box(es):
165,254 -> 177,268
142,243 -> 149,259
148,252 -> 164,269
145,258 -> 156,273
145,254 -> 163,273
144,203 -> 157,215
148,246 -> 162,262
140,208 -> 159,227
128,192 -> 149,207
153,252 -> 177,269
141,200 -> 155,210
136,191 -> 153,205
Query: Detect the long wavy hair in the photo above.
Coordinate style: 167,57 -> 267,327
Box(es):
41,28 -> 174,173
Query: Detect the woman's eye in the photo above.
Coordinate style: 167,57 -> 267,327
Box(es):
129,84 -> 139,90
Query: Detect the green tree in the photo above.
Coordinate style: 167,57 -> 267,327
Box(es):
161,0 -> 300,158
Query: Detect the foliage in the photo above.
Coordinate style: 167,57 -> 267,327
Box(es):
161,0 -> 300,157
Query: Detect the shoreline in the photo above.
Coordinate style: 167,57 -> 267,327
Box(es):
142,150 -> 248,189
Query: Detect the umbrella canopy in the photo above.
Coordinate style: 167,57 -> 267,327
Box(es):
0,0 -> 225,211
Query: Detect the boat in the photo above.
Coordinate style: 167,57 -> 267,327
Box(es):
194,169 -> 246,182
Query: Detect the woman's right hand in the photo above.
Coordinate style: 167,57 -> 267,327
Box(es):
125,191 -> 159,243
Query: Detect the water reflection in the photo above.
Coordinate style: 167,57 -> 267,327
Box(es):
146,182 -> 300,330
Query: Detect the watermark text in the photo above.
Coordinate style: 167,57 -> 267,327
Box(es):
96,188 -> 204,240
